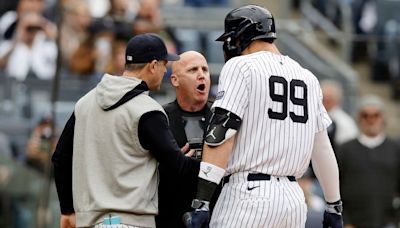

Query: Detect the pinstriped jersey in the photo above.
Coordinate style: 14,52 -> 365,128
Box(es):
212,51 -> 331,178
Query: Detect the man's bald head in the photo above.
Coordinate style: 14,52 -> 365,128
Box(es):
171,51 -> 207,75
170,51 -> 210,112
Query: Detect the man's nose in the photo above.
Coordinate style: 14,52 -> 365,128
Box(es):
197,70 -> 206,79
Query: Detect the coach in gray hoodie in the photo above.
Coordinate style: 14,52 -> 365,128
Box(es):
52,33 -> 200,228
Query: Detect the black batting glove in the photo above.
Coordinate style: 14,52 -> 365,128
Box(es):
323,200 -> 343,228
184,177 -> 217,228
183,199 -> 210,228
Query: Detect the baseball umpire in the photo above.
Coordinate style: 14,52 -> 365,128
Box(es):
183,5 -> 343,228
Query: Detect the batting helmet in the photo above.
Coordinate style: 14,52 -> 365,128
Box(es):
216,5 -> 276,61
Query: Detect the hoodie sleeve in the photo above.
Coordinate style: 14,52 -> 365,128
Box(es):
138,111 -> 200,178
51,112 -> 75,215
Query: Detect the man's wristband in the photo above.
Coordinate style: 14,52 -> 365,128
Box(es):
198,162 -> 225,184
196,162 -> 224,202
326,200 -> 343,214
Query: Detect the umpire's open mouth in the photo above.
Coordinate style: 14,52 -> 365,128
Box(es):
197,84 -> 206,92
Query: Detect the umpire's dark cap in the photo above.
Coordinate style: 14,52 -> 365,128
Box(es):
125,33 -> 179,64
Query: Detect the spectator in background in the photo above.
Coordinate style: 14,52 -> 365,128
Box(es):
133,0 -> 178,55
157,51 -> 214,228
0,0 -> 18,17
105,37 -> 127,76
0,131 -> 13,227
0,131 -> 12,188
60,0 -> 93,75
89,18 -> 115,74
0,11 -> 57,81
26,115 -> 57,174
104,0 -> 136,42
337,95 -> 400,228
0,0 -> 47,41
133,0 -> 162,34
0,132 -> 12,159
321,79 -> 358,151
106,0 -> 138,23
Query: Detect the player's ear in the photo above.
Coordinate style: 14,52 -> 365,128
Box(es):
149,60 -> 157,73
170,73 -> 179,87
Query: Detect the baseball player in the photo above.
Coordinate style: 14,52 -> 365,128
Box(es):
184,5 -> 343,228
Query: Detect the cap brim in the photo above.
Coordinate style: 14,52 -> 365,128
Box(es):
215,33 -> 228,41
165,53 -> 180,61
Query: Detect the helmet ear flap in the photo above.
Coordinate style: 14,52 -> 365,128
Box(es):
223,38 -> 240,62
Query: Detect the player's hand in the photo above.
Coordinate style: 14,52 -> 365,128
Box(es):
60,213 -> 76,228
322,200 -> 343,228
183,199 -> 210,228
323,211 -> 343,228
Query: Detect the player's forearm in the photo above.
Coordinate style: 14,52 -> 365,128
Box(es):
202,136 -> 235,169
311,130 -> 341,203
193,137 -> 234,202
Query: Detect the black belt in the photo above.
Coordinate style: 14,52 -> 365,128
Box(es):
222,173 -> 296,185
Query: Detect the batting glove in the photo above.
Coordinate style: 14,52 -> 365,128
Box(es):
183,199 -> 210,228
323,200 -> 343,228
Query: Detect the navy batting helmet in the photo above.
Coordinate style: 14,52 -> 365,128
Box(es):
216,5 -> 276,61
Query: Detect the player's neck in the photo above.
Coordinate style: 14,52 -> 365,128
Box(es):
242,40 -> 281,55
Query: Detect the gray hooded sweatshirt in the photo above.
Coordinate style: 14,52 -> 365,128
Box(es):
72,74 -> 166,227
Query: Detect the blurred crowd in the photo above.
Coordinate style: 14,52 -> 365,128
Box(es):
0,0 -> 178,80
310,0 -> 400,100
0,0 -> 228,227
304,81 -> 400,228
0,0 -> 399,228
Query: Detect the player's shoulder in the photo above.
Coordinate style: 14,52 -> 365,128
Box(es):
286,57 -> 320,83
221,55 -> 253,77
303,68 -> 320,83
224,55 -> 250,68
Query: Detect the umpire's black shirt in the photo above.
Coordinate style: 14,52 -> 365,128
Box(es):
156,100 -> 214,228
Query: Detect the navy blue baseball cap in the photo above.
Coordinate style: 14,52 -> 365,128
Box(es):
125,33 -> 180,64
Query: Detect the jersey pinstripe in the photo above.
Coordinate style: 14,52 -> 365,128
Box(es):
212,51 -> 331,178
210,51 -> 331,228
211,177 -> 307,228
